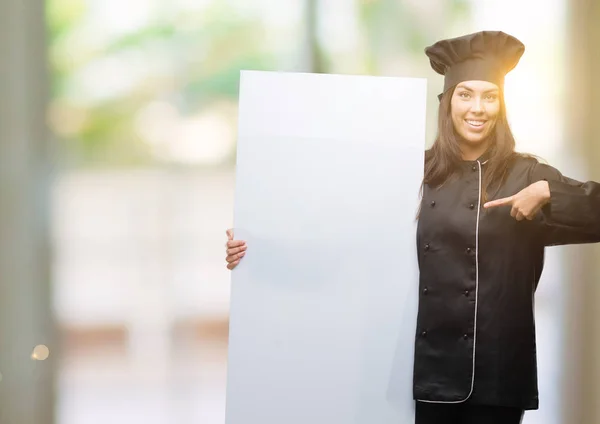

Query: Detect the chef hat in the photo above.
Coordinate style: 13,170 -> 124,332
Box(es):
425,31 -> 525,97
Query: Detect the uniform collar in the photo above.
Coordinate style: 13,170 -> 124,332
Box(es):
460,148 -> 491,171
476,150 -> 491,165
463,148 -> 492,165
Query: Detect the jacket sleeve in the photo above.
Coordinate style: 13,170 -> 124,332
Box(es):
529,162 -> 600,246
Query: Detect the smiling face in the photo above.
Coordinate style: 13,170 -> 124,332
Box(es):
451,80 -> 500,156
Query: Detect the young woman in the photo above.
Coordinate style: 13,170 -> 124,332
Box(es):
225,31 -> 600,424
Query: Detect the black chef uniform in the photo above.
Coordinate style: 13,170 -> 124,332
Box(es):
413,31 -> 600,410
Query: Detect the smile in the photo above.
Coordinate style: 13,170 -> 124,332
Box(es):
465,120 -> 487,128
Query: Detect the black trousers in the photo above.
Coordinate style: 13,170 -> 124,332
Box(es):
415,401 -> 524,424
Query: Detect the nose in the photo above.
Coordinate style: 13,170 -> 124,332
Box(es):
471,97 -> 484,114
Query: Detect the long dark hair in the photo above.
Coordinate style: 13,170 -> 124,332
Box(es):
422,85 -> 520,203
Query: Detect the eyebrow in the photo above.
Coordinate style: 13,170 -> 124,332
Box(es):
457,85 -> 499,94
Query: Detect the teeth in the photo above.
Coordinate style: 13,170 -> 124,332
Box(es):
466,120 -> 485,127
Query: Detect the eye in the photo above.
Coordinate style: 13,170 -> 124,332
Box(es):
484,93 -> 498,101
458,91 -> 471,99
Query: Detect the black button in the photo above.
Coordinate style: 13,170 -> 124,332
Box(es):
469,203 -> 475,209
421,331 -> 427,337
430,200 -> 436,207
464,290 -> 470,296
463,334 -> 469,340
424,244 -> 430,251
472,165 -> 477,171
423,287 -> 428,295
466,247 -> 472,254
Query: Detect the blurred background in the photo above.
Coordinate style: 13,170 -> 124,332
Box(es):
1,0 -> 599,423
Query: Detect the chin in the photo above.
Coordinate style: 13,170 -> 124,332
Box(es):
461,134 -> 488,145
464,136 -> 487,144
464,125 -> 495,142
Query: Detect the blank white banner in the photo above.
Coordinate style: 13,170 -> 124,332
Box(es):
226,70 -> 427,424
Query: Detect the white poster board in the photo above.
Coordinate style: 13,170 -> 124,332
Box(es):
226,70 -> 426,424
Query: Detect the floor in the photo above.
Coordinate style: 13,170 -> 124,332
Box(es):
57,321 -> 229,424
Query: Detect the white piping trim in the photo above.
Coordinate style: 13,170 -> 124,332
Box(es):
417,160 -> 482,404
532,267 -> 536,328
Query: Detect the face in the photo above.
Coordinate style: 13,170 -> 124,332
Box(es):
450,80 -> 500,147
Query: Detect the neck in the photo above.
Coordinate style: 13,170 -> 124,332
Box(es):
460,139 -> 490,161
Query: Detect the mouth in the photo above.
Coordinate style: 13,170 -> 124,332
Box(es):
465,119 -> 487,131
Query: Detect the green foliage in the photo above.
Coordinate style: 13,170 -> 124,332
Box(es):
47,0 -> 276,167
357,0 -> 472,73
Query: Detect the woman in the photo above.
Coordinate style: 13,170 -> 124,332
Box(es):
225,31 -> 600,424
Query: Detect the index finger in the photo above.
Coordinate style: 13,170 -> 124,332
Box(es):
483,196 -> 514,209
